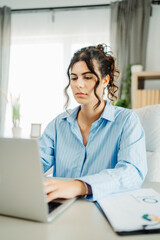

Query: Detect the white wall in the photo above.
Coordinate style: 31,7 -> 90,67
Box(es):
145,5 -> 160,89
146,5 -> 160,71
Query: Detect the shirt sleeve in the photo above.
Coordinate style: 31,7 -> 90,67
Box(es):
38,120 -> 55,173
77,112 -> 148,201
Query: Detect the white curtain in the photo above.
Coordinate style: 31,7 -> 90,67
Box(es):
0,6 -> 11,136
5,7 -> 110,137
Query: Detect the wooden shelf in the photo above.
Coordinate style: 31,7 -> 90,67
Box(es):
131,71 -> 160,109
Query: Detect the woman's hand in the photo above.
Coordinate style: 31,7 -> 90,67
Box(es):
44,179 -> 86,203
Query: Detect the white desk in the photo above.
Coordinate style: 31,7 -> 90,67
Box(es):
0,182 -> 160,240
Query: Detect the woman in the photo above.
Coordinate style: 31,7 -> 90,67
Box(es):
38,44 -> 147,202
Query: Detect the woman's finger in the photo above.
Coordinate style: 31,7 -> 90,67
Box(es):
47,191 -> 59,203
45,184 -> 57,194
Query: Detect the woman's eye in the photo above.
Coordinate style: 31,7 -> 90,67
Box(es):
71,77 -> 77,81
85,76 -> 92,80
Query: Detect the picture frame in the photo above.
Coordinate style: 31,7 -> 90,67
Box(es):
30,123 -> 42,138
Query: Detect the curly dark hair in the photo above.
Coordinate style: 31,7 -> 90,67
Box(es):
64,43 -> 120,110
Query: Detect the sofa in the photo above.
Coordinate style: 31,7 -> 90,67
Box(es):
134,104 -> 160,182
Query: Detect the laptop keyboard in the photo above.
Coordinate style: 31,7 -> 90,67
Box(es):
48,201 -> 62,214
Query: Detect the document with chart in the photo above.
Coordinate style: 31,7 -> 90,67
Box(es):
97,188 -> 160,235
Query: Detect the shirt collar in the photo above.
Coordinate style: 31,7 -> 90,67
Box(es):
62,100 -> 115,123
62,105 -> 80,124
100,100 -> 115,122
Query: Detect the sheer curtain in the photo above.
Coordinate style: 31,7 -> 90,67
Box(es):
5,7 -> 110,137
110,0 -> 152,95
0,6 -> 11,136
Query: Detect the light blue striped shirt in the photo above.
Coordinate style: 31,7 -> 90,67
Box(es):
38,101 -> 147,201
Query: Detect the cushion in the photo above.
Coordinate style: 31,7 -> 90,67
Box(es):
133,105 -> 160,182
134,104 -> 160,152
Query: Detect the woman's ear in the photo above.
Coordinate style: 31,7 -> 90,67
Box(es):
103,75 -> 110,88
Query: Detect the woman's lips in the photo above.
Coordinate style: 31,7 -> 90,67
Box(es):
76,92 -> 86,96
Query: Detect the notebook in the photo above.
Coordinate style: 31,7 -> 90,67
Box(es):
0,138 -> 77,222
97,188 -> 160,235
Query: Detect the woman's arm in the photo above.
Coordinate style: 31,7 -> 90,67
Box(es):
77,112 -> 147,201
38,120 -> 56,173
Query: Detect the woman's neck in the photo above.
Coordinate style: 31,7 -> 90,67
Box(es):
78,100 -> 106,126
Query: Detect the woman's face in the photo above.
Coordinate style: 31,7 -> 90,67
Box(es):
70,61 -> 108,106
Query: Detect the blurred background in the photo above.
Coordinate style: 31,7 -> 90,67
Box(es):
0,0 -> 160,137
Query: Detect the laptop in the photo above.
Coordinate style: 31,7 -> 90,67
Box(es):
0,138 -> 77,222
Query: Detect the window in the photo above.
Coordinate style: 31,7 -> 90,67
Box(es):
5,7 -> 110,137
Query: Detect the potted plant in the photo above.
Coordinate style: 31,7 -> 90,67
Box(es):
115,65 -> 132,109
115,63 -> 143,109
11,94 -> 21,138
0,89 -> 21,137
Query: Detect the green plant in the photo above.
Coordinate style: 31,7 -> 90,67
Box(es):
0,88 -> 21,127
115,64 -> 132,108
11,95 -> 20,127
115,98 -> 130,108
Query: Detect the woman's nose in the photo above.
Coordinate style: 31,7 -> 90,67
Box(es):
77,78 -> 84,88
